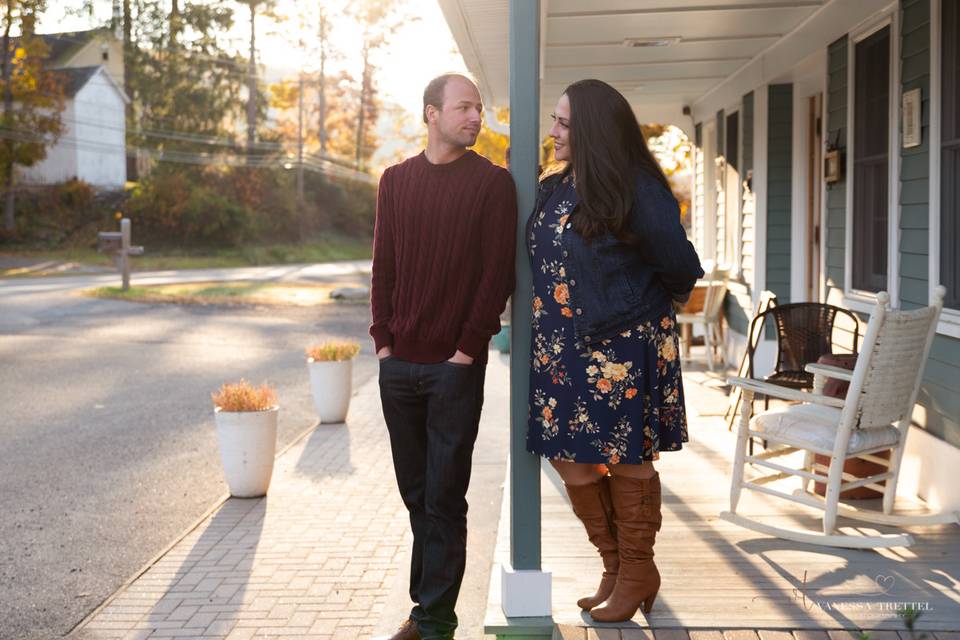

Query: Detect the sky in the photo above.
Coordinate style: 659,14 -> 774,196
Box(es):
41,1 -> 470,118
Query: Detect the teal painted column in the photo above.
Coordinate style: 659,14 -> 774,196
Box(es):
508,0 -> 541,572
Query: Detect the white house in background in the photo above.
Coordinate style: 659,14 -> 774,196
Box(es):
18,65 -> 129,188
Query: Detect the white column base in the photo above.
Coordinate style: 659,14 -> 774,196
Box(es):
500,564 -> 552,618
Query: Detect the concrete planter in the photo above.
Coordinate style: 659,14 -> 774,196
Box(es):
307,359 -> 353,423
214,406 -> 278,498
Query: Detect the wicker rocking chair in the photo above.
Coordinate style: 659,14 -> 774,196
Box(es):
722,287 -> 959,548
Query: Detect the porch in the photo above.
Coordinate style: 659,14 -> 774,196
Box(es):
484,364 -> 960,638
432,0 -> 960,636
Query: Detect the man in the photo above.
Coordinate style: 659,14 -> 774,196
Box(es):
370,74 -> 517,640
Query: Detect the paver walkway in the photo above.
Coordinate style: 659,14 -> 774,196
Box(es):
72,354 -> 511,640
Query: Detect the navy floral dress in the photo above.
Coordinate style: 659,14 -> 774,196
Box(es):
526,176 -> 689,464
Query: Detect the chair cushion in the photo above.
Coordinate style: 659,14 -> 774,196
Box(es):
751,404 -> 899,453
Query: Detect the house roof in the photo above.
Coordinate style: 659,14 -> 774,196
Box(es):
56,65 -> 101,97
54,65 -> 130,103
37,29 -> 106,65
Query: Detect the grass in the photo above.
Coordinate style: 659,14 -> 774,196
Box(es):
88,280 -> 365,307
0,236 -> 372,276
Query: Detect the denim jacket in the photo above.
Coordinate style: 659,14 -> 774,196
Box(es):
526,170 -> 704,347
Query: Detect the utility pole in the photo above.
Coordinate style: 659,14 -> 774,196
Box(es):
246,3 -> 257,161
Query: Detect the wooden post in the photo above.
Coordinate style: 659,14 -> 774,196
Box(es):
502,0 -> 551,619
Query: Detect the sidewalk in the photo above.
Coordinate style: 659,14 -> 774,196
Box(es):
72,353 -> 511,640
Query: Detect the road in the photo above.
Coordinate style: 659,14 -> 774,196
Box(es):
0,263 -> 376,639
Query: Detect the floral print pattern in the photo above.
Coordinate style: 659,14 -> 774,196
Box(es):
526,178 -> 689,465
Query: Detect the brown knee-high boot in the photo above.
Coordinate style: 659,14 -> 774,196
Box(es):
564,476 -> 619,610
589,473 -> 662,622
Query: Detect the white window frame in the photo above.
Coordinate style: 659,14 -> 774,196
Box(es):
722,100 -> 744,280
843,11 -> 902,314
929,0 -> 960,337
753,84 -> 770,302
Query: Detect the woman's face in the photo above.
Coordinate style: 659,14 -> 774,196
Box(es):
550,93 -> 571,162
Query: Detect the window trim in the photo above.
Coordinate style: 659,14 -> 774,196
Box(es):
722,101 -> 744,279
930,0 -> 960,337
843,12 -> 901,311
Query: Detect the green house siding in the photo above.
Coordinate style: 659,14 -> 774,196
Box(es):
766,84 -> 793,303
825,36 -> 848,301
821,9 -> 958,448
900,0 -> 931,310
902,0 -> 960,448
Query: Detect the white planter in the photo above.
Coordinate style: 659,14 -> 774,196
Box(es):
214,406 -> 278,498
307,359 -> 353,423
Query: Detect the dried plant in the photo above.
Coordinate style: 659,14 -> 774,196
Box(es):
306,341 -> 361,362
211,380 -> 277,412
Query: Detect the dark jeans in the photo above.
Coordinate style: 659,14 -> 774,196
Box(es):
378,356 -> 486,640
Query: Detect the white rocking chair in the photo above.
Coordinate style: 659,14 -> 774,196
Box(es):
721,286 -> 959,548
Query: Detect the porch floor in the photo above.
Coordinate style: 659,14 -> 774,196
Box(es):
484,365 -> 960,638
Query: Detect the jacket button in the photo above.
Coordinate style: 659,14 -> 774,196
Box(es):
569,279 -> 576,286
565,223 -> 572,229
575,308 -> 582,315
562,250 -> 568,258
584,336 -> 592,343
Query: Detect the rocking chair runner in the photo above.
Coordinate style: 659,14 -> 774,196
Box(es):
722,287 -> 959,548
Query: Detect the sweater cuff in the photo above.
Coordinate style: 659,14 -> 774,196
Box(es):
456,326 -> 491,361
369,324 -> 394,353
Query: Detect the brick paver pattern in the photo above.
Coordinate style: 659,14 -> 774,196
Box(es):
74,375 -> 409,640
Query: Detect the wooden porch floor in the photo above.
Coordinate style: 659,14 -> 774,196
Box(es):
484,367 -> 960,637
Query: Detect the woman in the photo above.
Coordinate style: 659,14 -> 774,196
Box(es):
526,79 -> 703,622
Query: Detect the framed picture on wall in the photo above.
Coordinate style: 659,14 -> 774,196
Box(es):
902,87 -> 921,148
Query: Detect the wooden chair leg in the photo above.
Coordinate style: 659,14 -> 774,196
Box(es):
730,390 -> 754,512
705,321 -> 715,372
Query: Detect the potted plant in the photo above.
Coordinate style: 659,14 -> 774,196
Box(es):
306,341 -> 360,423
211,380 -> 278,498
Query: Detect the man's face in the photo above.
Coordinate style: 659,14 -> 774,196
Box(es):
429,78 -> 483,148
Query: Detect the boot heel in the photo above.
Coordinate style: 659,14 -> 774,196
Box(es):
642,592 -> 657,613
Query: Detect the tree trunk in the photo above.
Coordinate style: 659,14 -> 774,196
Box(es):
246,3 -> 257,161
1,0 -> 15,233
317,8 -> 327,156
2,164 -> 13,233
355,44 -> 370,170
169,0 -> 180,47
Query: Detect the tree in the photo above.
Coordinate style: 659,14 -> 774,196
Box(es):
347,0 -> 406,170
236,0 -> 276,159
0,0 -> 64,233
126,1 -> 254,157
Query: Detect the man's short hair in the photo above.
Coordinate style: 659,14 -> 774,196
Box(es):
422,73 -> 477,124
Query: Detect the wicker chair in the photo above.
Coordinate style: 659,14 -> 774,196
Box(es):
723,287 -> 958,548
746,302 -> 861,395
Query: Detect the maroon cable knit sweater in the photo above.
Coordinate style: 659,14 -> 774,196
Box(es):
369,150 -> 517,364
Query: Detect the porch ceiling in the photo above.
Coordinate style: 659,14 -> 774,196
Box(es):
437,0 -> 828,130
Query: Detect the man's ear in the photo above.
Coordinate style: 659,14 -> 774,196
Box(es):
425,104 -> 439,124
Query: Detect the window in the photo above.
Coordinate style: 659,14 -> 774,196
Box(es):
725,110 -> 741,274
851,26 -> 890,293
942,0 -> 960,309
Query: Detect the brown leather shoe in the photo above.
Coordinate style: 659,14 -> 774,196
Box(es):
386,617 -> 421,640
589,473 -> 662,622
565,475 -> 619,610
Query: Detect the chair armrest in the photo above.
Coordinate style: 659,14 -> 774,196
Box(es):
804,363 -> 854,381
727,376 -> 845,408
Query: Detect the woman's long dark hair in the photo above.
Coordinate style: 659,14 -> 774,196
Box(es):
564,79 -> 671,241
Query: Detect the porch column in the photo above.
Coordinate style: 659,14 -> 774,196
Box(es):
504,0 -> 551,618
